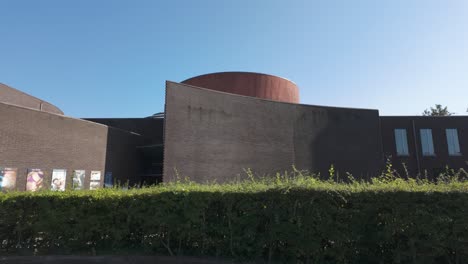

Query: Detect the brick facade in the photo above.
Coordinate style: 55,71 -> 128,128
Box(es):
2,72 -> 467,188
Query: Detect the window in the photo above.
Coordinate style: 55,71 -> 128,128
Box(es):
420,129 -> 435,156
446,129 -> 461,156
394,129 -> 409,156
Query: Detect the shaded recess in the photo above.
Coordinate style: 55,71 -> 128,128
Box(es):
86,118 -> 165,184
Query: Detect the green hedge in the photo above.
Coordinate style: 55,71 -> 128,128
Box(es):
0,176 -> 467,263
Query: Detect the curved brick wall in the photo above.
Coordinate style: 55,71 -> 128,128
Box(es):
182,72 -> 299,104
163,81 -> 383,183
0,83 -> 63,115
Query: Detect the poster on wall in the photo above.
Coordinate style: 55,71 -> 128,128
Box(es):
51,169 -> 67,191
72,170 -> 86,190
26,169 -> 44,192
0,168 -> 17,191
90,170 -> 101,190
104,172 -> 113,188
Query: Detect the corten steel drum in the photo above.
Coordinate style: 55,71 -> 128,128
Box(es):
182,72 -> 299,104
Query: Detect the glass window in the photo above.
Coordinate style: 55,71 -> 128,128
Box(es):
446,129 -> 461,156
394,129 -> 409,156
420,129 -> 435,156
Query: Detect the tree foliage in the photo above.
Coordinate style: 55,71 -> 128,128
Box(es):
422,104 -> 453,116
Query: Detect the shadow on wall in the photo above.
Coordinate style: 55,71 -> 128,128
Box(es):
295,106 -> 384,180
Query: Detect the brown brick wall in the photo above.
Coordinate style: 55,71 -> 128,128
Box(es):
0,102 -> 145,190
0,102 -> 106,190
381,116 -> 468,178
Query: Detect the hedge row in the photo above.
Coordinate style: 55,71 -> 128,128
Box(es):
0,176 -> 467,263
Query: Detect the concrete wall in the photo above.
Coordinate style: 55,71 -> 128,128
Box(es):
0,83 -> 63,115
0,102 -> 144,190
163,82 -> 383,183
381,116 -> 468,178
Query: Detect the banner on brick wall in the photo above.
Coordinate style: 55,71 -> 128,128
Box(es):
51,169 -> 66,191
90,171 -> 101,190
72,170 -> 86,190
26,169 -> 44,192
0,168 -> 17,191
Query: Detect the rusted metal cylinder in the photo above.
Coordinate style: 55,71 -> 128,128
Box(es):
182,72 -> 299,104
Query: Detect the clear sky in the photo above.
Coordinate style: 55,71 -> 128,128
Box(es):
1,0 -> 467,117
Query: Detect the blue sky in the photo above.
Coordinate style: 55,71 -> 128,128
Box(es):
1,0 -> 467,117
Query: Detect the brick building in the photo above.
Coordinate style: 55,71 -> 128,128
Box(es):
0,72 -> 466,191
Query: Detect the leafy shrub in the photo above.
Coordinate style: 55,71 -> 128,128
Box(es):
0,170 -> 467,263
